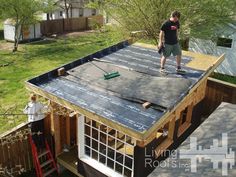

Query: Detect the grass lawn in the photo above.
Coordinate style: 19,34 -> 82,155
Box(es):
211,72 -> 236,84
0,29 -> 126,133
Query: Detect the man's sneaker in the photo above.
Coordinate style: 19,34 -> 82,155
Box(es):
160,68 -> 167,74
176,68 -> 186,74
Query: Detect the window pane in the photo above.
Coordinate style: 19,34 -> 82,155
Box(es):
100,124 -> 107,133
92,128 -> 98,139
85,146 -> 91,156
108,135 -> 115,147
85,136 -> 90,146
126,135 -> 134,145
125,144 -> 134,156
107,158 -> 114,169
92,139 -> 98,151
92,120 -> 100,129
116,139 -> 124,151
108,128 -> 116,137
100,132 -> 107,144
124,167 -> 132,177
92,150 -> 98,160
125,156 -> 133,169
85,117 -> 91,125
107,148 -> 115,159
85,125 -> 90,136
116,152 -> 124,164
115,162 -> 123,174
99,143 -> 106,155
117,131 -> 125,142
99,154 -> 106,165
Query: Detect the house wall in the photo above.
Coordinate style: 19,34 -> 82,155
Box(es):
189,33 -> 236,76
46,8 -> 98,20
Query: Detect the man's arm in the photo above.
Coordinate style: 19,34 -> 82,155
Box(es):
158,30 -> 164,48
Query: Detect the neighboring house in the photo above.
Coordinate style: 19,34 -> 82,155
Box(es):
42,0 -> 99,20
189,23 -> 236,76
4,19 -> 41,42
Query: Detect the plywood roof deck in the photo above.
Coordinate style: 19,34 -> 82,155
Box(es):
26,40 -> 225,141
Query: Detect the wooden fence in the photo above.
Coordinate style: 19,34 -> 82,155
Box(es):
40,15 -> 104,35
201,77 -> 236,116
0,122 -> 33,176
0,114 -> 52,176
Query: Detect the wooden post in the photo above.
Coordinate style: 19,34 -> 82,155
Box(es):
66,115 -> 71,147
51,103 -> 61,156
54,115 -> 61,156
186,103 -> 194,123
168,116 -> 176,140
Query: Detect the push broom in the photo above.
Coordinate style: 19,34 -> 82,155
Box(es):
89,58 -> 120,80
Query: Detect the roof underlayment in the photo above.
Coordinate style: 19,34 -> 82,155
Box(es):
31,42 -> 207,133
149,102 -> 236,177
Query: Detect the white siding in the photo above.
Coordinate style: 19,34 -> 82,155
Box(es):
189,34 -> 236,76
4,24 -> 15,41
4,23 -> 41,42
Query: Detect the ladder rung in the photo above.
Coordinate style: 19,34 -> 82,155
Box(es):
38,150 -> 50,158
43,168 -> 56,177
40,159 -> 53,168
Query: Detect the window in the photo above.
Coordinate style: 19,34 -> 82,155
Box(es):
79,116 -> 135,177
92,9 -> 96,16
179,107 -> 188,126
216,37 -> 233,48
60,11 -> 63,17
177,106 -> 192,137
79,8 -> 84,17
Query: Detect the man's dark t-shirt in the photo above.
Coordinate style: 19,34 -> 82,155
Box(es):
161,20 -> 180,45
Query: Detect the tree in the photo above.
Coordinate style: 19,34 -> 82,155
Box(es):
0,0 -> 54,52
59,0 -> 73,18
88,0 -> 236,46
59,0 -> 86,19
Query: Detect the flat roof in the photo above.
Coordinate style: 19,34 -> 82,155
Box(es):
26,40 -> 224,140
148,102 -> 236,177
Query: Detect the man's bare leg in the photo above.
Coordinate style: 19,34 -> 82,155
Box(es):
161,56 -> 167,69
176,55 -> 186,73
176,54 -> 181,69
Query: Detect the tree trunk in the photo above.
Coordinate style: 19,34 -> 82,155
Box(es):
64,0 -> 69,19
13,24 -> 19,52
13,23 -> 22,52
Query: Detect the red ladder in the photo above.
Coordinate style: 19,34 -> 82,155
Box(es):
29,135 -> 58,177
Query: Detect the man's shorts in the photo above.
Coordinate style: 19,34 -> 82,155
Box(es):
163,43 -> 182,58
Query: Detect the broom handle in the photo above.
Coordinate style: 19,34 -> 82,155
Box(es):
89,59 -> 109,74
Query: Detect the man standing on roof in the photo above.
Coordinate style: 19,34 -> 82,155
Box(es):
23,94 -> 49,151
158,11 -> 185,74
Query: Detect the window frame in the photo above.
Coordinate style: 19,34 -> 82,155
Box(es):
78,115 -> 136,177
